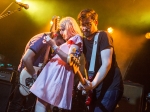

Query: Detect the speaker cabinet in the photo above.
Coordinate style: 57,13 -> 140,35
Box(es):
115,82 -> 144,112
0,81 -> 13,112
0,68 -> 17,83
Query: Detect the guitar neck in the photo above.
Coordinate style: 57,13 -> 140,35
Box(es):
67,52 -> 86,85
76,70 -> 86,85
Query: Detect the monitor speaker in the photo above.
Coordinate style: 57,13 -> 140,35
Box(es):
115,81 -> 144,112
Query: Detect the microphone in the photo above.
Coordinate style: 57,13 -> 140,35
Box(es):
15,2 -> 29,9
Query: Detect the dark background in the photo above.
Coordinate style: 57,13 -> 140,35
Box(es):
0,0 -> 150,98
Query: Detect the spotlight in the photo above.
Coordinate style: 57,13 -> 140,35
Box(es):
16,0 -> 22,2
107,27 -> 113,34
145,32 -> 150,39
50,20 -> 53,25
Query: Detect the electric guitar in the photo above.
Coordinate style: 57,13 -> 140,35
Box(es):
67,49 -> 93,106
67,48 -> 86,85
19,16 -> 60,96
19,66 -> 41,96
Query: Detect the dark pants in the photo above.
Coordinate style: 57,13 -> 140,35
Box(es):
7,85 -> 36,112
89,90 -> 123,112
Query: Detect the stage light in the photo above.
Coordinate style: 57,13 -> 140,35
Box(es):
50,20 -> 53,26
107,27 -> 113,34
16,0 -> 22,2
145,32 -> 150,39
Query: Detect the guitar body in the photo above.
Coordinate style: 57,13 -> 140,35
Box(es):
19,66 -> 40,96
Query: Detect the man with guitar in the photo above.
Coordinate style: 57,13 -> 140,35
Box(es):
77,9 -> 124,112
7,18 -> 65,112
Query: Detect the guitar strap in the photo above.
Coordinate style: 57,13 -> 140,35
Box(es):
88,32 -> 100,80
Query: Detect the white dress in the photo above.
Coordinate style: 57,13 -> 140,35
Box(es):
30,35 -> 82,110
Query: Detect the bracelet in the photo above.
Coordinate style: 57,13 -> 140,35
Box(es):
52,45 -> 58,51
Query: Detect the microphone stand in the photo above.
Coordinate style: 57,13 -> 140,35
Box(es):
0,2 -> 22,20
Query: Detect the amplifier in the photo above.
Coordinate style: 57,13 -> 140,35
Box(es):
115,81 -> 144,112
0,70 -> 15,83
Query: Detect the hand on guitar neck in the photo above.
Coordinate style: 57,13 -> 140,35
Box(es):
67,48 -> 94,106
43,16 -> 60,44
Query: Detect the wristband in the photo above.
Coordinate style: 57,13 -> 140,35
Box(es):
45,35 -> 51,41
52,45 -> 58,51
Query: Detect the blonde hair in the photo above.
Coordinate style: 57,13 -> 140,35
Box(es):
59,17 -> 82,39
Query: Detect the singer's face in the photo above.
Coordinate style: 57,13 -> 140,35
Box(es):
59,26 -> 68,41
79,18 -> 97,37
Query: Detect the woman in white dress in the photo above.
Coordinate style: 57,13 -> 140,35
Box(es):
30,17 -> 83,112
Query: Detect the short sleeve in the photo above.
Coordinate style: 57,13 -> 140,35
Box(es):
67,35 -> 83,52
28,33 -> 46,54
99,31 -> 113,51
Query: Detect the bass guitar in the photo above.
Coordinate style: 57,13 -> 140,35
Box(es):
67,48 -> 92,106
67,48 -> 86,85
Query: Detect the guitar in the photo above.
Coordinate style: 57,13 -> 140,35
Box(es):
19,66 -> 41,96
67,49 -> 93,106
19,16 -> 60,96
67,48 -> 86,85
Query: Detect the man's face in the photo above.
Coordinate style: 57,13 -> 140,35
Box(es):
79,18 -> 97,37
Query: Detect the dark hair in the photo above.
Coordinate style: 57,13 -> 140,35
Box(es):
55,30 -> 66,42
77,9 -> 98,21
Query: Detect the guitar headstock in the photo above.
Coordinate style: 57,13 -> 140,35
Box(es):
50,16 -> 60,37
43,16 -> 61,43
67,48 -> 81,74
